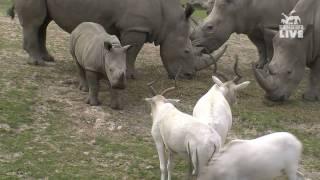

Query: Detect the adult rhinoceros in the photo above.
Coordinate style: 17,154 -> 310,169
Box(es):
253,0 -> 320,101
191,0 -> 298,67
8,0 -> 222,79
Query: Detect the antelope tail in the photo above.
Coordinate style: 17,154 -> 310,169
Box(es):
187,142 -> 199,177
207,144 -> 216,165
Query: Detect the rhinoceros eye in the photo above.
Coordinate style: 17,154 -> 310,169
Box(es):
207,25 -> 213,30
184,49 -> 190,54
287,70 -> 292,75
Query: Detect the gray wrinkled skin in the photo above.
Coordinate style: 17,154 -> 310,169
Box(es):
11,0 -> 215,79
191,0 -> 298,67
70,22 -> 129,109
253,0 -> 320,102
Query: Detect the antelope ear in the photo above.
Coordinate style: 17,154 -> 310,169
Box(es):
104,41 -> 113,51
166,99 -> 180,104
144,98 -> 153,103
122,45 -> 132,52
235,81 -> 250,90
212,76 -> 224,86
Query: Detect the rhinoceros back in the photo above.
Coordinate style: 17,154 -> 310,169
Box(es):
70,22 -> 121,73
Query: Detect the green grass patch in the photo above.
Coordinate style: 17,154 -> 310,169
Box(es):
0,100 -> 96,179
0,0 -> 12,16
93,136 -> 188,179
193,9 -> 207,19
180,0 -> 208,19
0,88 -> 35,128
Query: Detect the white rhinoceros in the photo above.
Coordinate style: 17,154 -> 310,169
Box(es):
8,0 -> 223,79
253,0 -> 320,102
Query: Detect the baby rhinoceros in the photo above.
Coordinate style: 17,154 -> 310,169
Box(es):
70,22 -> 131,110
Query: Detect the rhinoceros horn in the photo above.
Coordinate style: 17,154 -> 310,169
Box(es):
195,45 -> 227,71
190,17 -> 200,26
252,65 -> 276,92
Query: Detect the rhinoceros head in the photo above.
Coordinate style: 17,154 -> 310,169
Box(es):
160,4 -> 225,79
191,0 -> 245,53
104,42 -> 131,89
253,28 -> 312,101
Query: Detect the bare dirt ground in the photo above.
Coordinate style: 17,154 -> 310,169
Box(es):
0,11 -> 319,180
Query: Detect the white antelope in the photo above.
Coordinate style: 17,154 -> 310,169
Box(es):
145,79 -> 221,180
193,57 -> 250,144
197,132 -> 304,180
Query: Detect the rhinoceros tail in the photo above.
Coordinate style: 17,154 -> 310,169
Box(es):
7,5 -> 15,19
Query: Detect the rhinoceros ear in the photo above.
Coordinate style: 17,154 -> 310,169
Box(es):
144,98 -> 153,103
185,3 -> 194,19
104,41 -> 113,51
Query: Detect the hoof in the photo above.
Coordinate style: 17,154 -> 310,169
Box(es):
79,85 -> 89,92
27,58 -> 46,66
110,103 -> 123,110
85,98 -> 101,106
256,62 -> 265,69
302,93 -> 319,101
90,102 -> 101,106
42,54 -> 55,62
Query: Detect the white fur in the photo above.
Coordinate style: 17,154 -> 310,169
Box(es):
193,84 -> 232,144
198,132 -> 304,180
146,95 -> 221,180
193,76 -> 250,144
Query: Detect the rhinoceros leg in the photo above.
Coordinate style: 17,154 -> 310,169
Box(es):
75,62 -> 89,92
120,32 -> 147,79
85,71 -> 101,106
39,17 -> 54,62
15,0 -> 48,65
303,60 -> 320,101
248,34 -> 269,68
22,26 -> 46,65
